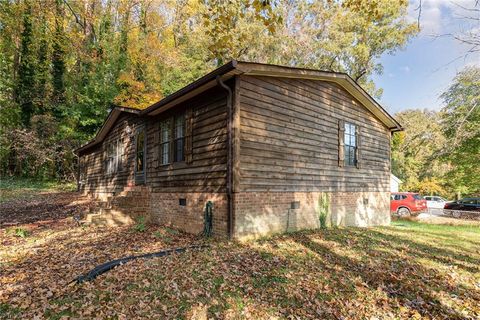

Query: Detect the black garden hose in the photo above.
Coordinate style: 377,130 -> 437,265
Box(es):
202,201 -> 214,237
73,244 -> 208,284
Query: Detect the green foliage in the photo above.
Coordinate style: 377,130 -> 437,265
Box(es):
317,193 -> 330,229
391,109 -> 449,196
51,0 -> 66,106
6,227 -> 29,238
16,1 -> 36,127
0,303 -> 22,318
392,67 -> 480,198
0,0 -> 417,181
133,216 -> 146,233
440,67 -> 480,196
0,177 -> 76,202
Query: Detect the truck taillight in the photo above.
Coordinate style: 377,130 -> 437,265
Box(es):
415,200 -> 425,207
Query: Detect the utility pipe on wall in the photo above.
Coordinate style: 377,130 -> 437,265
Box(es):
216,75 -> 234,239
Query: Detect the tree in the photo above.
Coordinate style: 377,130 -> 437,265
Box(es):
440,66 -> 480,196
15,1 -> 36,127
0,0 -> 420,180
52,0 -> 66,107
391,109 -> 448,196
241,0 -> 417,97
200,0 -> 282,66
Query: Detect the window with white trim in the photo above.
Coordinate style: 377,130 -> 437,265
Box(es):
160,119 -> 171,165
106,142 -> 117,174
159,112 -> 185,165
106,139 -> 124,174
344,122 -> 357,166
174,114 -> 185,162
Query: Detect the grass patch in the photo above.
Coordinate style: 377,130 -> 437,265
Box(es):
0,177 -> 75,203
5,227 -> 29,238
0,303 -> 22,318
133,216 -> 147,232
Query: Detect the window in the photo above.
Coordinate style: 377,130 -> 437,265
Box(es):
344,122 -> 357,166
393,194 -> 407,200
158,113 -> 185,165
136,131 -> 145,172
105,139 -> 124,175
462,198 -> 477,205
106,142 -> 117,174
79,157 -> 86,184
174,114 -> 185,162
160,119 -> 171,165
413,194 -> 423,200
117,138 -> 124,171
425,196 -> 432,201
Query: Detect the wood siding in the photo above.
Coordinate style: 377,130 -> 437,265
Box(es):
79,75 -> 392,196
238,75 -> 391,193
145,86 -> 229,193
79,113 -> 143,194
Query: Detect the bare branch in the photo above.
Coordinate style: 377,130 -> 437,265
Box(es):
414,0 -> 422,30
63,0 -> 85,29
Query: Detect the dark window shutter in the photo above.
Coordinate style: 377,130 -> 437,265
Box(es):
122,139 -> 125,170
117,140 -> 123,171
170,118 -> 175,164
103,144 -> 108,172
153,131 -> 159,168
355,126 -> 362,169
185,108 -> 193,164
338,120 -> 345,167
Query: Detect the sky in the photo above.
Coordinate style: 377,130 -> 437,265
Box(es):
372,0 -> 480,114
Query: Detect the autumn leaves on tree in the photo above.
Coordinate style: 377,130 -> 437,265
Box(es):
2,0 -> 477,196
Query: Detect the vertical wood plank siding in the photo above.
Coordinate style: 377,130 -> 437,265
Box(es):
145,87 -> 228,193
79,114 -> 143,194
238,75 -> 391,193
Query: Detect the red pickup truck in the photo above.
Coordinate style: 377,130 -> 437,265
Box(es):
390,192 -> 427,216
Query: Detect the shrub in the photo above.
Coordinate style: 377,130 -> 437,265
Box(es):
7,227 -> 29,238
317,193 -> 330,229
133,216 -> 146,232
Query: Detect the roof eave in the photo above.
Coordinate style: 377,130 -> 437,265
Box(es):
76,60 -> 403,155
74,107 -> 140,155
142,60 -> 239,116
235,61 -> 403,131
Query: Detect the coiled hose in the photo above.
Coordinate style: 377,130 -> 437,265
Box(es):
202,201 -> 214,237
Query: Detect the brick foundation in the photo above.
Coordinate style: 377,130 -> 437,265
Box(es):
85,189 -> 389,238
85,188 -> 228,236
150,192 -> 228,235
233,191 -> 390,238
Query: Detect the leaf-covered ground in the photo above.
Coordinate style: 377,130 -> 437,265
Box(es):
0,178 -> 76,204
1,193 -> 480,319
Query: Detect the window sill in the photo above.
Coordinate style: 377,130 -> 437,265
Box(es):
157,161 -> 187,170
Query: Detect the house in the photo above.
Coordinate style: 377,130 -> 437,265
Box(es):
390,174 -> 403,193
76,61 -> 402,238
